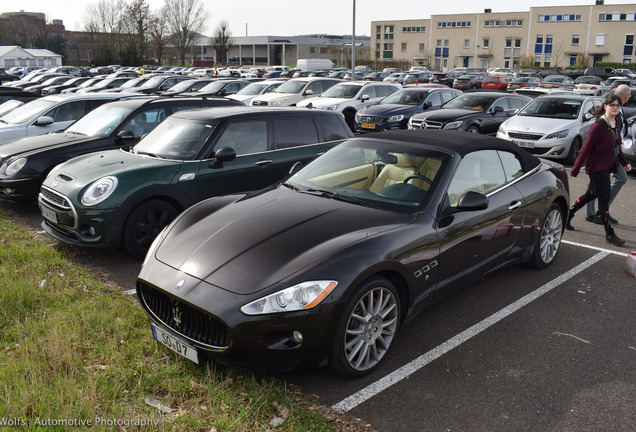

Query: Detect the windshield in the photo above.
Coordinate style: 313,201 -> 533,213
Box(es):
138,76 -> 166,88
0,100 -> 24,118
199,81 -> 229,93
168,79 -> 201,92
274,80 -> 308,94
0,98 -> 57,124
285,139 -> 449,212
443,95 -> 495,111
380,90 -> 426,105
236,82 -> 270,95
518,98 -> 581,119
132,116 -> 217,160
119,77 -> 148,88
79,78 -> 100,88
65,105 -> 134,137
93,79 -> 118,89
321,84 -> 362,99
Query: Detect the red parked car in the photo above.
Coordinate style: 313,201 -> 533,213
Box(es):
481,75 -> 513,90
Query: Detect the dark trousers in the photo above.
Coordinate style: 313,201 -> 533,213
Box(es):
576,169 -> 611,214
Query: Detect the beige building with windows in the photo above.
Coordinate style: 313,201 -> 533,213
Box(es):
371,1 -> 636,70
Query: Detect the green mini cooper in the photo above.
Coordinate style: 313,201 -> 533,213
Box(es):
38,106 -> 353,258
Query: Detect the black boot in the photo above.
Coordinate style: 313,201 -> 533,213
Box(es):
602,213 -> 625,246
566,200 -> 585,231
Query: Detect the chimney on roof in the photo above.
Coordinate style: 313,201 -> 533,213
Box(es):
484,8 -> 492,13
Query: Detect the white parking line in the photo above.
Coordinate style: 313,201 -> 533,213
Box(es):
562,239 -> 629,258
332,251 -> 609,413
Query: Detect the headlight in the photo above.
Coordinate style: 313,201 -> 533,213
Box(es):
240,280 -> 338,315
270,99 -> 283,107
1,158 -> 27,177
323,104 -> 338,111
81,176 -> 118,206
497,125 -> 508,136
387,114 -> 404,122
545,129 -> 569,140
444,121 -> 463,130
623,137 -> 634,151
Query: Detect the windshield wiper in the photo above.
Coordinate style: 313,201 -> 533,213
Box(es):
304,188 -> 379,209
135,150 -> 165,159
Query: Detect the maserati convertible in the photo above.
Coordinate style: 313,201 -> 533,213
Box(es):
136,130 -> 569,377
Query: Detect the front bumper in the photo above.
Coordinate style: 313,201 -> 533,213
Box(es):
0,177 -> 41,200
497,132 -> 572,160
136,258 -> 337,373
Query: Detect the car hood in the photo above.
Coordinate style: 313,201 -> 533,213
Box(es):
412,108 -> 482,122
46,149 -> 177,194
297,97 -> 349,108
501,115 -> 578,134
252,93 -> 302,104
358,104 -> 417,117
0,132 -> 88,159
156,187 -> 409,295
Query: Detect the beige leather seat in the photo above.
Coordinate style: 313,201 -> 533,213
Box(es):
410,157 -> 442,191
369,153 -> 417,192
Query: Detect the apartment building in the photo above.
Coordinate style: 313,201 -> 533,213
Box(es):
371,1 -> 636,70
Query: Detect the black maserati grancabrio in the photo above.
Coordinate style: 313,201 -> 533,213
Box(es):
136,129 -> 570,377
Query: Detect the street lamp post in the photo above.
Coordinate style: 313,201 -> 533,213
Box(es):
351,0 -> 356,80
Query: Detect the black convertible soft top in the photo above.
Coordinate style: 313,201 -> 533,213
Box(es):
364,129 -> 541,172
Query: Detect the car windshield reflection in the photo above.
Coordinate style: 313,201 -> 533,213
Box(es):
380,90 -> 426,106
132,116 -> 217,160
519,98 -> 581,119
66,105 -> 134,137
286,140 -> 449,212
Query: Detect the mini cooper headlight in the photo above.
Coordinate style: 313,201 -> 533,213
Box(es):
81,176 -> 118,206
240,280 -> 338,315
545,129 -> 569,140
444,121 -> 463,130
387,114 -> 404,122
1,158 -> 27,177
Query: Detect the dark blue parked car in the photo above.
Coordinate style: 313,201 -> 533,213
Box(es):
355,87 -> 462,132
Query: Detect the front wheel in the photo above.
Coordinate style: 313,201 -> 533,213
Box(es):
123,199 -> 179,259
465,125 -> 480,134
329,277 -> 401,377
528,203 -> 563,269
566,137 -> 582,165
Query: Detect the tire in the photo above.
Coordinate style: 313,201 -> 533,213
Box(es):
329,277 -> 400,377
465,125 -> 480,134
122,199 -> 179,259
528,203 -> 563,269
566,136 -> 582,165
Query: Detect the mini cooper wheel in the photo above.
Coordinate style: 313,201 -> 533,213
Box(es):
330,277 -> 400,377
123,199 -> 179,259
529,203 -> 563,269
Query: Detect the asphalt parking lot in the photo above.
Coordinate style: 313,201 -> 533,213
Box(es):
1,169 -> 635,432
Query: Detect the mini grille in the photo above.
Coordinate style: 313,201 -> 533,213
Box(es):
508,131 -> 543,140
137,281 -> 230,350
39,187 -> 71,209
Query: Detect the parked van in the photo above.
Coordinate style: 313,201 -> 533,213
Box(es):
296,59 -> 334,71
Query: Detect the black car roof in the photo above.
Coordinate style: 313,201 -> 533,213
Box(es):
170,106 -> 344,120
363,129 -> 541,171
100,96 -> 242,109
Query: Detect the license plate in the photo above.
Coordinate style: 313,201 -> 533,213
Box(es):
361,123 -> 376,129
514,140 -> 535,148
151,324 -> 199,364
543,84 -> 553,88
40,205 -> 58,223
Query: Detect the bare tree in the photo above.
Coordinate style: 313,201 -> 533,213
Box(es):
123,0 -> 151,63
148,6 -> 169,65
83,0 -> 128,64
211,20 -> 232,67
163,0 -> 209,65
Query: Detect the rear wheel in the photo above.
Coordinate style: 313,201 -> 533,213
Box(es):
123,199 -> 179,259
329,277 -> 400,377
528,203 -> 563,269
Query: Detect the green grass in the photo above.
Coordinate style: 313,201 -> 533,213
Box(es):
0,214 -> 339,431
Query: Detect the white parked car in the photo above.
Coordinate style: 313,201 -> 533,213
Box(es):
496,94 -> 604,164
297,81 -> 400,131
227,80 -> 286,105
250,78 -> 341,107
0,93 -> 125,144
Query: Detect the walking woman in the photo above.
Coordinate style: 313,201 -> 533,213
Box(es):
567,94 -> 632,246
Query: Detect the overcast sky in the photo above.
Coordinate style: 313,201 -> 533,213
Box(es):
2,0 -> 634,36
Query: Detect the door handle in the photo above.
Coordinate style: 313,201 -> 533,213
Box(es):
508,201 -> 522,211
254,159 -> 273,166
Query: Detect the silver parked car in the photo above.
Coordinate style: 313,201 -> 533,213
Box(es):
496,94 -> 604,164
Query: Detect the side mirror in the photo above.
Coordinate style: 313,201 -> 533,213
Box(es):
490,105 -> 504,115
209,146 -> 237,168
424,101 -> 433,109
457,191 -> 489,211
35,116 -> 54,126
219,89 -> 226,95
584,113 -> 594,121
360,94 -> 370,102
304,89 -> 314,96
116,130 -> 135,140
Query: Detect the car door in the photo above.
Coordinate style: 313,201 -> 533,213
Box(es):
434,149 -> 525,295
183,119 -> 273,203
479,97 -> 518,135
578,98 -> 602,140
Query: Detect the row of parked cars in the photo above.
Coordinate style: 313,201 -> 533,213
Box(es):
1,69 -> 573,379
